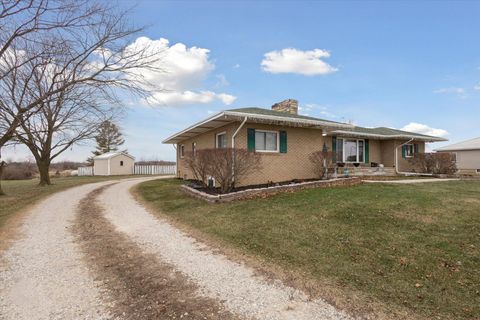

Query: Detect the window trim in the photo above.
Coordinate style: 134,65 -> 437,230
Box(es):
180,144 -> 185,158
405,144 -> 414,158
254,129 -> 280,153
338,138 -> 365,163
215,131 -> 227,149
476,169 -> 480,174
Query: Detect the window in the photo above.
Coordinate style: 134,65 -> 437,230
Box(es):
216,132 -> 227,149
255,130 -> 278,152
476,169 -> 480,174
120,160 -> 124,166
180,144 -> 185,158
192,142 -> 197,156
405,144 -> 414,158
337,138 -> 365,163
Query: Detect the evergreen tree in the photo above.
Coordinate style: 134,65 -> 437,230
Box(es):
88,121 -> 125,163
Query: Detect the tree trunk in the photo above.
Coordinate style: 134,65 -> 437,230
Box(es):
0,163 -> 5,195
37,161 -> 51,186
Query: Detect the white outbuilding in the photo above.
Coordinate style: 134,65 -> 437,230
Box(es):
93,151 -> 135,176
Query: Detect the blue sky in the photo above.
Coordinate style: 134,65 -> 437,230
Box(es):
5,0 -> 480,162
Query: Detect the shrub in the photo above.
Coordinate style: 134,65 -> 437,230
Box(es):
184,148 -> 262,193
408,153 -> 457,175
2,161 -> 38,180
309,150 -> 334,179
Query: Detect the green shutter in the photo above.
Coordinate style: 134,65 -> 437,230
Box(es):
247,128 -> 255,151
332,136 -> 337,162
402,145 -> 406,159
364,139 -> 369,163
414,143 -> 419,155
279,131 -> 287,153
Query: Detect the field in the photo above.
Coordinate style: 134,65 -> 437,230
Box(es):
138,179 -> 480,320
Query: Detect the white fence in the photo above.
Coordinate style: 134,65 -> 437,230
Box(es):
78,166 -> 94,176
134,164 -> 176,175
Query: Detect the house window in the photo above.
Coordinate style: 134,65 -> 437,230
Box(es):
120,160 -> 124,166
192,142 -> 197,156
476,169 -> 480,174
405,144 -> 414,158
216,132 -> 227,148
255,130 -> 278,152
180,144 -> 185,158
337,138 -> 365,163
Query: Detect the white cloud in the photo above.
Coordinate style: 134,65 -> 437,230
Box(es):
299,103 -> 337,118
261,48 -> 338,76
474,83 -> 480,91
144,90 -> 236,106
214,74 -> 229,88
124,37 -> 235,106
433,87 -> 465,94
401,122 -> 448,137
233,63 -> 240,69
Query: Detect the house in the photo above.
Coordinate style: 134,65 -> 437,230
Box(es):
163,99 -> 447,186
435,137 -> 480,175
93,151 -> 135,176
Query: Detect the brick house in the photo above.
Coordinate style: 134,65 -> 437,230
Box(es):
163,99 -> 447,186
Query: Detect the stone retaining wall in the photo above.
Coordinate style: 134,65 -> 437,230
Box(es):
180,177 -> 363,203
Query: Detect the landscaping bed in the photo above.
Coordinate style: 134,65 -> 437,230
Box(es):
182,177 -> 362,203
138,178 -> 480,320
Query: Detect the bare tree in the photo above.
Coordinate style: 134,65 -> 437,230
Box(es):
184,149 -> 214,187
207,148 -> 262,193
0,0 -> 163,188
0,0 -> 111,148
15,72 -> 119,185
184,148 -> 262,193
309,150 -> 334,179
408,153 -> 457,175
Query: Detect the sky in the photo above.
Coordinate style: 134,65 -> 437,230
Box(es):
4,0 -> 480,162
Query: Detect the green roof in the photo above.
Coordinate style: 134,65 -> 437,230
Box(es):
331,126 -> 447,141
226,107 -> 346,125
349,126 -> 441,139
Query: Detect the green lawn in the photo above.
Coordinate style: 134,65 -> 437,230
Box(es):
0,176 -> 131,230
137,179 -> 480,320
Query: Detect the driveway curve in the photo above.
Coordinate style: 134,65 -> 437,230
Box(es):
1,177 -> 353,320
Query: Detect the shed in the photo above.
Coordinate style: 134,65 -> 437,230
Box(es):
93,151 -> 135,176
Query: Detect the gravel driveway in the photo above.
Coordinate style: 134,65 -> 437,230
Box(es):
0,181 -> 116,320
1,177 -> 353,320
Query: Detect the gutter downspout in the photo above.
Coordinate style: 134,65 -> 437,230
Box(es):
231,116 -> 248,186
395,138 -> 433,176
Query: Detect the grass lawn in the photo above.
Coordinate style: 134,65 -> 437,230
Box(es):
138,179 -> 480,320
0,176 -> 132,230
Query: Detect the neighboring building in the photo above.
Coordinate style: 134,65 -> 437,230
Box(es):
435,137 -> 480,175
163,99 -> 447,186
93,151 -> 135,176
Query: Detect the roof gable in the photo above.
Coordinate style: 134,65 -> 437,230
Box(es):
93,151 -> 135,160
435,137 -> 480,151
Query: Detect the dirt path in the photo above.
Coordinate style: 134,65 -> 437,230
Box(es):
100,179 -> 354,320
74,186 -> 238,320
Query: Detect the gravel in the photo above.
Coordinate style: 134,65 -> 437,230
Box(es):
0,181 -> 116,320
100,178 -> 355,320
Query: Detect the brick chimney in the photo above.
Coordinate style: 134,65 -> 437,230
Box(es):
271,99 -> 298,115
